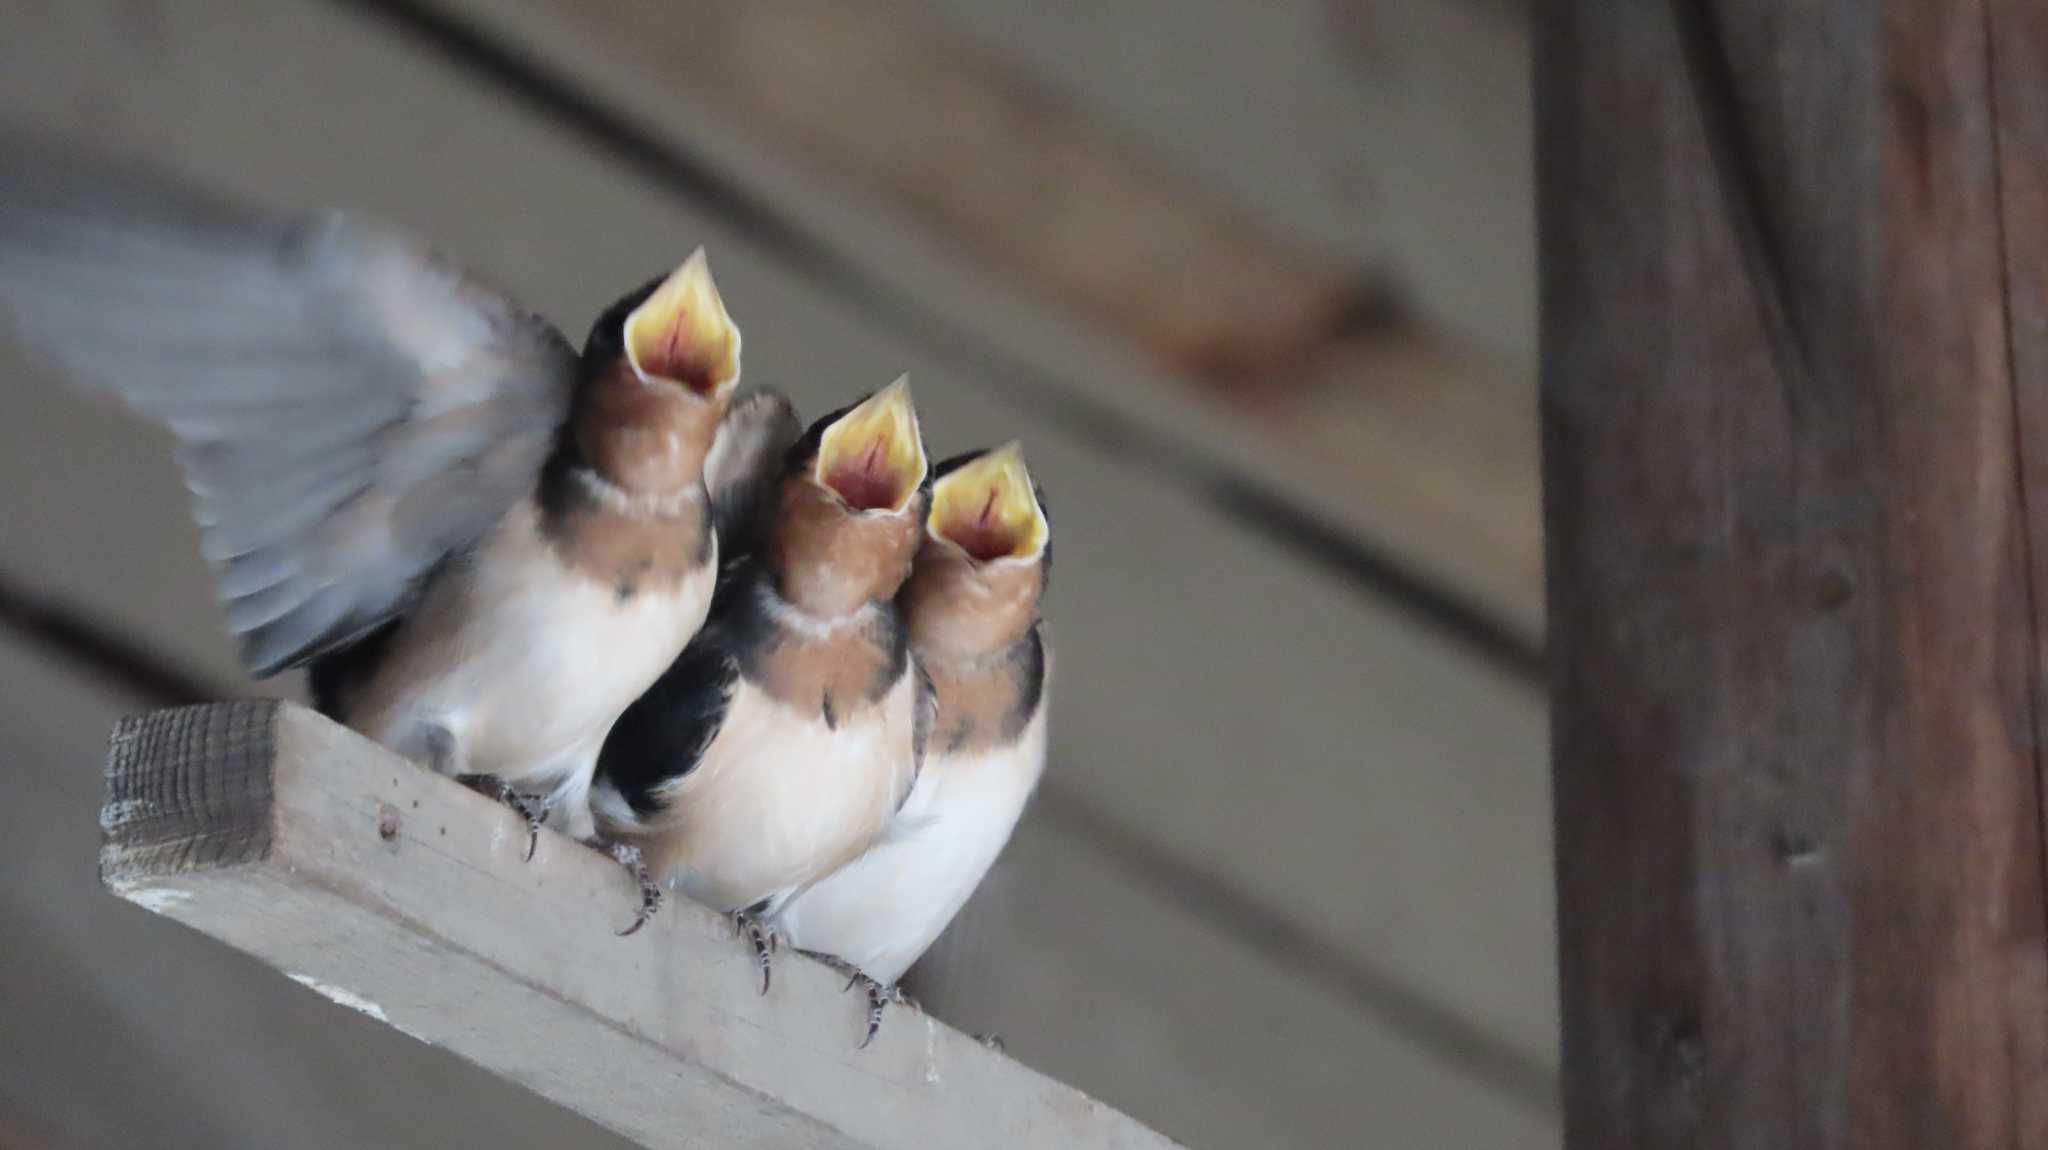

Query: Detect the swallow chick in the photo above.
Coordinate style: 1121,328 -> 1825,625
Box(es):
770,443 -> 1051,1047
593,378 -> 930,984
602,385 -> 801,930
0,141 -> 744,851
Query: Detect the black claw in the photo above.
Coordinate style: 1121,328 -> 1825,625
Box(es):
753,926 -> 774,995
456,774 -> 546,861
522,801 -> 544,859
526,803 -> 554,860
732,912 -> 776,994
976,1033 -> 1007,1054
859,989 -> 888,1050
847,973 -> 908,1050
610,843 -> 662,936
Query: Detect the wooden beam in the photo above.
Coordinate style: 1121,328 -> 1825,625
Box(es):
1540,1 -> 2048,1147
99,701 -> 1174,1150
1241,332 -> 1544,616
419,0 -> 1550,642
497,0 -> 1355,382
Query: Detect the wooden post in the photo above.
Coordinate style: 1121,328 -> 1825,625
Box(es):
1540,3 -> 2048,1148
98,701 -> 1174,1150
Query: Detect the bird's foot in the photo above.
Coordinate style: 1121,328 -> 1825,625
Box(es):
974,1033 -> 1006,1054
607,842 -> 663,936
844,971 -> 914,1050
731,909 -> 778,994
792,950 -> 918,1048
456,774 -> 547,860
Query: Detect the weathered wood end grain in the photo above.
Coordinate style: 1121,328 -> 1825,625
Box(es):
101,699 -> 280,888
97,700 -> 1178,1150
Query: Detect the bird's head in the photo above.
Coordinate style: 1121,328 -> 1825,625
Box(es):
573,250 -> 743,494
901,441 -> 1050,657
587,248 -> 741,403
766,377 -> 931,617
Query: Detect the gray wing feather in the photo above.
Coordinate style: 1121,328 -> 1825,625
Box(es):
704,387 -> 800,566
0,141 -> 577,675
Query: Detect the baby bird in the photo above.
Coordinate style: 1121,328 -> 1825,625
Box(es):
0,140 -> 743,846
593,378 -> 931,977
771,444 -> 1052,1046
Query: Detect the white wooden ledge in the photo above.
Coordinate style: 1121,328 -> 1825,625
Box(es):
97,700 -> 1175,1150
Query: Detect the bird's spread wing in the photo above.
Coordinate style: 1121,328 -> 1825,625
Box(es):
0,141 -> 579,675
705,387 -> 800,568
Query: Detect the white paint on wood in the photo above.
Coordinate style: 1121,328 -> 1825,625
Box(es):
115,886 -> 193,914
284,974 -> 391,1025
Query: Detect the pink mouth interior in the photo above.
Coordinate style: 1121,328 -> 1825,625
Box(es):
938,490 -> 1023,561
824,439 -> 909,512
639,307 -> 727,395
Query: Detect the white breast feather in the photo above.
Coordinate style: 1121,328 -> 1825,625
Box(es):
347,504 -> 716,838
649,668 -> 920,913
769,705 -> 1049,985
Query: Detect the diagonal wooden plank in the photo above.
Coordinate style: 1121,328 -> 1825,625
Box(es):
0,641 -> 635,1150
100,700 -> 1176,1150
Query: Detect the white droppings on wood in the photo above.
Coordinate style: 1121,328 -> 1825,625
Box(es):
287,973 -> 390,1023
924,1016 -> 942,1085
118,886 -> 192,913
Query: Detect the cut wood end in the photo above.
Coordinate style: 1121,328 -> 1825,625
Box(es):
100,699 -> 282,892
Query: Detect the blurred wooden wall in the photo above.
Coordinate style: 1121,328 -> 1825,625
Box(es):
0,2 -> 1553,1147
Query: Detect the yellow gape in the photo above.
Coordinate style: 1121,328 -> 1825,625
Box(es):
816,376 -> 928,513
624,247 -> 741,396
929,442 -> 1047,562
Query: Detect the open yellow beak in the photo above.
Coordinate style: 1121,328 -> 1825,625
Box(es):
624,248 -> 741,397
816,375 -> 927,514
928,441 -> 1047,562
